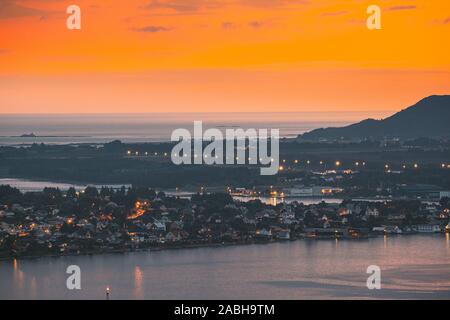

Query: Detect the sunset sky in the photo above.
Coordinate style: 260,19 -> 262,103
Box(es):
0,0 -> 449,114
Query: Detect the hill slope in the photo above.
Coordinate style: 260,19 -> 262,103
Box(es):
300,95 -> 450,141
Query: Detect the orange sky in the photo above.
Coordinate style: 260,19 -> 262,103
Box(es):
0,0 -> 449,114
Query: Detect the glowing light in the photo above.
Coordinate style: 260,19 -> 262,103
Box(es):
294,160 -> 299,164
279,166 -> 284,171
414,163 -> 419,169
335,161 -> 341,167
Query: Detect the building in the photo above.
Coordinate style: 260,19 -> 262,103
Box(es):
440,191 -> 450,199
286,186 -> 343,197
414,224 -> 441,233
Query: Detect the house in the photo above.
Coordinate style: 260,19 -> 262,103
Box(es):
338,208 -> 351,216
414,224 -> 441,233
365,207 -> 380,217
276,230 -> 290,240
5,212 -> 15,218
256,228 -> 272,238
165,231 -> 182,242
388,214 -> 406,221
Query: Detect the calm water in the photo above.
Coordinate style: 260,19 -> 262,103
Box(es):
1,178 -> 342,206
233,196 -> 343,206
0,112 -> 390,146
0,178 -> 130,193
1,235 -> 449,300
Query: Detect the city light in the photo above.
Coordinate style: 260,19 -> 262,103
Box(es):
335,161 -> 341,167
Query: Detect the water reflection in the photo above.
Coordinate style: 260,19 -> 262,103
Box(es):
270,197 -> 277,206
134,266 -> 143,299
13,258 -> 25,293
446,233 -> 449,250
1,236 -> 450,299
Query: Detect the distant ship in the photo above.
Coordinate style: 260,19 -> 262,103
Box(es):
20,133 -> 37,138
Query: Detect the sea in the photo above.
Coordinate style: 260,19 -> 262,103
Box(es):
0,112 -> 390,146
5,111 -> 447,301
1,235 -> 449,299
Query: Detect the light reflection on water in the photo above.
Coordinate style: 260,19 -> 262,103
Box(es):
1,235 -> 449,300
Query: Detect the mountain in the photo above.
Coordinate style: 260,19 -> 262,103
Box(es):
299,95 -> 450,141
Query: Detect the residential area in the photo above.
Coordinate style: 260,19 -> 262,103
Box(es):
1,185 -> 449,259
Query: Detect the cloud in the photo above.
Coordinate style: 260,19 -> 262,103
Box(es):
142,0 -> 221,13
0,0 -> 48,19
133,25 -> 173,33
322,11 -> 348,17
240,0 -> 310,8
141,0 -> 310,14
386,5 -> 417,11
248,20 -> 266,28
221,21 -> 236,29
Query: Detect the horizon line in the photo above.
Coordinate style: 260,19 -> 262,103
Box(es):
0,110 -> 396,115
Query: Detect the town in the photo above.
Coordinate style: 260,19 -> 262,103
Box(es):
1,184 -> 449,260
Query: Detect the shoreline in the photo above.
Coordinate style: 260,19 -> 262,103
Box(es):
2,232 -> 446,263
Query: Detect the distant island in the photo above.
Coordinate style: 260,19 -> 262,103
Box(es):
16,133 -> 88,138
299,95 -> 450,142
20,133 -> 37,138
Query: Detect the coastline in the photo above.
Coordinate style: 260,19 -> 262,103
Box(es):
2,232 -> 446,263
